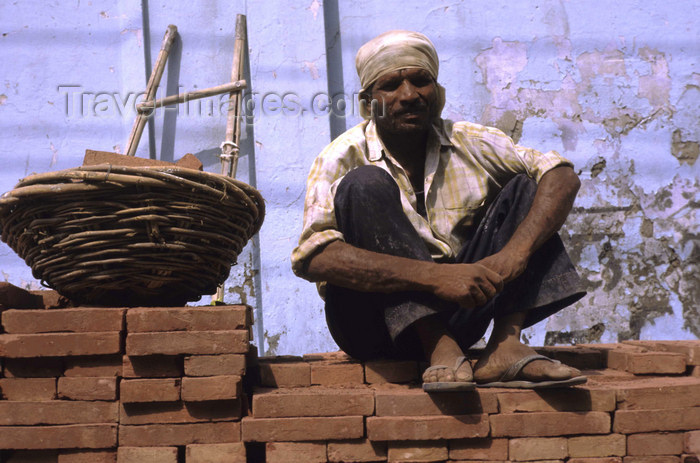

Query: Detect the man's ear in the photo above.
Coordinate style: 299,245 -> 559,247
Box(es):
359,91 -> 371,113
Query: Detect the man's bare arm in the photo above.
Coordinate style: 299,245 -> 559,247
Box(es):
305,240 -> 503,308
477,166 -> 581,282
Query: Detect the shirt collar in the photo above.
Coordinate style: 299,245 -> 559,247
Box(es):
365,120 -> 384,161
365,118 -> 453,162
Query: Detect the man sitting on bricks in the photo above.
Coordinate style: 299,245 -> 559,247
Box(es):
291,30 -> 587,391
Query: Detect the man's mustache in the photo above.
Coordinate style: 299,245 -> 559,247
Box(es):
395,103 -> 429,116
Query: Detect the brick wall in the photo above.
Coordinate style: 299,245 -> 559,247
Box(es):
246,344 -> 700,463
1,299 -> 699,462
0,303 -> 252,462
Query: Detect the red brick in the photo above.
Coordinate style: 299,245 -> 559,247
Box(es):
615,377 -> 700,410
252,386 -> 374,417
328,439 -> 387,462
29,290 -> 64,309
585,369 -> 640,384
58,450 -> 116,463
367,414 -> 489,441
185,443 -> 246,463
265,442 -> 327,463
184,354 -> 246,377
118,422 -> 240,446
628,433 -> 685,456
3,450 -> 58,462
569,458 -> 623,463
122,355 -> 182,378
535,346 -> 605,370
120,400 -> 241,425
116,447 -> 177,463
126,331 -> 248,356
242,416 -> 364,442
58,377 -> 117,401
126,306 -> 248,332
622,341 -> 700,366
623,457 -> 680,463
311,360 -> 365,385
388,441 -> 448,462
568,434 -> 626,457
0,378 -> 56,400
0,424 -> 117,449
0,401 -> 117,425
608,350 -> 686,374
509,437 -> 568,461
1,308 -> 125,334
364,359 -> 419,383
3,358 -> 64,377
0,282 -> 43,309
490,411 -> 611,437
614,408 -> 700,433
449,438 -> 508,460
303,351 -> 352,361
181,375 -> 241,401
258,359 -> 311,388
682,455 -> 700,463
64,356 -> 122,377
686,430 -> 700,453
374,384 -> 498,416
0,332 -> 122,357
497,386 -> 615,413
120,378 -> 180,403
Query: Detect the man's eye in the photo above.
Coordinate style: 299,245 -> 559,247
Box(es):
410,76 -> 433,87
376,81 -> 400,91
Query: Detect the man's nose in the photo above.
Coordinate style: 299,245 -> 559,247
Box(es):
397,80 -> 420,102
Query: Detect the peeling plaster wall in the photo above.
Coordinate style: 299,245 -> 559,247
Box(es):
0,1 -> 697,355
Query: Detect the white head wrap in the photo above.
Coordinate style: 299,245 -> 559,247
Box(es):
355,30 -> 445,119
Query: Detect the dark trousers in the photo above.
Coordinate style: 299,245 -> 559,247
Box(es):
324,165 -> 586,361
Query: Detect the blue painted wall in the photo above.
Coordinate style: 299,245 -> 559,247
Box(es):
1,0 -> 697,355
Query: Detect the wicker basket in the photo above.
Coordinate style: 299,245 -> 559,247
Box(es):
0,165 -> 264,306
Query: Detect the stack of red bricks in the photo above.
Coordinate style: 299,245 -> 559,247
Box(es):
245,342 -> 700,463
0,300 -> 252,463
1,294 -> 699,463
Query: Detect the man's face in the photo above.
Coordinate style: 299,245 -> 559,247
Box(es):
367,68 -> 438,136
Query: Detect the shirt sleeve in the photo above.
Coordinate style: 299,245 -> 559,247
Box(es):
514,144 -> 574,183
468,124 -> 574,184
290,150 -> 347,280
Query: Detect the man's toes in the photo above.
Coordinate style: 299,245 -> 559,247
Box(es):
455,362 -> 473,382
422,370 -> 436,383
437,368 -> 454,383
525,360 -> 580,380
545,362 -> 581,380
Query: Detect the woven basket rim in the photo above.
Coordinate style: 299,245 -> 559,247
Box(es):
0,164 -> 265,236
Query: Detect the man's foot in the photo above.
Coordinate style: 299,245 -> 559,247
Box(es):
473,311 -> 584,387
421,334 -> 474,384
414,316 -> 473,389
473,339 -> 581,384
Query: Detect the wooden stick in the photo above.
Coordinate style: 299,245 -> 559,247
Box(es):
221,14 -> 247,178
125,25 -> 178,156
136,80 -> 247,112
215,14 -> 247,303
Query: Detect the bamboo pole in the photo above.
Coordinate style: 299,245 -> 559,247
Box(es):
221,15 -> 247,178
136,80 -> 247,112
215,14 -> 247,303
125,25 -> 178,156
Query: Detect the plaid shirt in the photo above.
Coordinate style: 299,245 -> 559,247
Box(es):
291,118 -> 573,280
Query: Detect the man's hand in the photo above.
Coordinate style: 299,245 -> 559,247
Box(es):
428,263 -> 504,308
474,166 -> 580,284
476,249 -> 529,284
